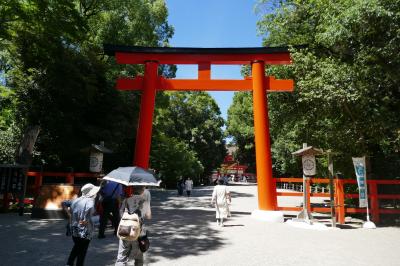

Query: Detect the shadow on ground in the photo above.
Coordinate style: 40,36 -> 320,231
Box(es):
145,187 -> 252,264
0,186 -> 250,265
2,185 -> 398,265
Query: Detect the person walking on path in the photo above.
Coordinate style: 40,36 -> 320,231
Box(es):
211,178 -> 231,226
115,186 -> 152,266
98,180 -> 123,238
177,178 -> 184,196
66,183 -> 100,266
185,177 -> 193,197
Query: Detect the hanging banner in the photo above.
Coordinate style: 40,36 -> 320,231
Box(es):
352,157 -> 368,208
302,155 -> 316,176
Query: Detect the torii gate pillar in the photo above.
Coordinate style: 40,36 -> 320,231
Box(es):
133,61 -> 158,168
251,61 -> 283,222
252,61 -> 277,210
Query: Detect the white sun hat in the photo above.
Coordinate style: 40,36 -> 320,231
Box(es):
81,183 -> 101,198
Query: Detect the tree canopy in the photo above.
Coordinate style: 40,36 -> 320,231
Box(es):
227,0 -> 400,178
152,91 -> 226,185
0,0 -> 226,187
0,0 -> 174,168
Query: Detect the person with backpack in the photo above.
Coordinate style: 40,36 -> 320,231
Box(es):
66,183 -> 100,266
115,186 -> 151,266
98,180 -> 123,238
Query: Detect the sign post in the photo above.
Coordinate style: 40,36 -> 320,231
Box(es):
352,156 -> 376,229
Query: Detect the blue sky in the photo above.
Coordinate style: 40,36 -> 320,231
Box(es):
165,0 -> 264,120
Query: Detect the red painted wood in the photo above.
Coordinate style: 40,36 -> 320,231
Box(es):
116,76 -> 294,92
133,62 -> 158,168
252,61 -> 276,210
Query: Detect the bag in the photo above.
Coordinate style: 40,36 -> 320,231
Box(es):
138,233 -> 150,252
117,211 -> 141,241
72,224 -> 90,239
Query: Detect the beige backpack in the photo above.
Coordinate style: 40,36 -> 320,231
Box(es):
117,211 -> 141,241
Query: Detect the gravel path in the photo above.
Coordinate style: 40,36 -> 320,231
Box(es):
1,184 -> 399,266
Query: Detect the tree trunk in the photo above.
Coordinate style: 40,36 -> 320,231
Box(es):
14,125 -> 40,215
15,125 -> 40,165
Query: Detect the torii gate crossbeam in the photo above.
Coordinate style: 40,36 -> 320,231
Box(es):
104,45 -> 293,215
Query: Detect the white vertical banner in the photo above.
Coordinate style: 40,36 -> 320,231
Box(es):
352,157 -> 368,208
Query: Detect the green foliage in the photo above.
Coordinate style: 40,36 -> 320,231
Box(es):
227,0 -> 400,178
0,124 -> 20,164
0,84 -> 20,163
0,85 -> 15,129
226,92 -> 256,172
153,91 -> 226,185
0,0 -> 224,186
150,133 -> 203,188
0,0 -> 174,170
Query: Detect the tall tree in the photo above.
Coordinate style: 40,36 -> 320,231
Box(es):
153,91 -> 226,183
226,92 -> 256,172
227,0 -> 400,177
0,0 -> 174,170
258,0 -> 400,177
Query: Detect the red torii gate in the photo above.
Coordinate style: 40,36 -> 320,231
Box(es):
104,45 -> 293,218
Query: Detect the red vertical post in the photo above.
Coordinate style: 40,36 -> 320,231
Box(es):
198,63 -> 211,80
252,60 -> 277,210
369,181 -> 380,223
33,172 -> 43,196
66,172 -> 74,184
306,178 -> 311,211
335,179 -> 345,224
133,61 -> 158,168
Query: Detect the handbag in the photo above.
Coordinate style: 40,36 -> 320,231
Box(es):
138,232 -> 150,252
72,224 -> 90,239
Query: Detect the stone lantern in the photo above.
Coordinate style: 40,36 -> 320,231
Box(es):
292,143 -> 323,224
88,141 -> 112,173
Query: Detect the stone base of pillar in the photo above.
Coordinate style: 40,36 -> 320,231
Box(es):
251,210 -> 284,223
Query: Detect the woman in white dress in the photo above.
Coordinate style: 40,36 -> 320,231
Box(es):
211,179 -> 231,226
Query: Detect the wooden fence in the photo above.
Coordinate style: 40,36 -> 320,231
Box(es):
275,177 -> 400,224
1,170 -> 100,210
3,170 -> 400,224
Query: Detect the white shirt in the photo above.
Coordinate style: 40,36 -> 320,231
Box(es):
185,179 -> 193,191
211,185 -> 230,205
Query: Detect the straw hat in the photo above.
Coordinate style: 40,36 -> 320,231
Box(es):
81,183 -> 100,198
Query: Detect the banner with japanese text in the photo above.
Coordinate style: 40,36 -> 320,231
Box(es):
352,157 -> 368,208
